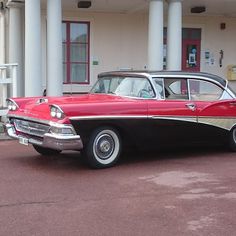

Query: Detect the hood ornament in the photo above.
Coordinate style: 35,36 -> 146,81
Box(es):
36,98 -> 48,104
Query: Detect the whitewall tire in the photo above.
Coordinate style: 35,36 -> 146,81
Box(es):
229,127 -> 236,152
85,127 -> 122,168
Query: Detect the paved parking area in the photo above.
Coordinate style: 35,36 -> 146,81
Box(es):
1,140 -> 236,236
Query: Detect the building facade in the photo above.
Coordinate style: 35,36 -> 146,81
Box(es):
1,0 -> 236,98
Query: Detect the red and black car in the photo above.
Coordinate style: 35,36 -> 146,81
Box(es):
6,71 -> 236,168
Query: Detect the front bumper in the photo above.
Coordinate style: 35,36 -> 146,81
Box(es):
5,123 -> 83,151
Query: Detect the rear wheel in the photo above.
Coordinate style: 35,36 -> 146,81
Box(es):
84,127 -> 122,169
33,145 -> 61,156
229,127 -> 236,151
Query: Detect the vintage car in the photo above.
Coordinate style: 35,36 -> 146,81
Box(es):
5,71 -> 236,168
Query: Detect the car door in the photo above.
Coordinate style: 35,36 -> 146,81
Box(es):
189,78 -> 236,144
148,77 -> 198,146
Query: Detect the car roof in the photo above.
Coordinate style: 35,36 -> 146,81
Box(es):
98,70 -> 227,88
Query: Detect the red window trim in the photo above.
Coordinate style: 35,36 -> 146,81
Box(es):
63,21 -> 90,85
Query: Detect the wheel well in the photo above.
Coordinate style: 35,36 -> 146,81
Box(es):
230,125 -> 236,131
72,119 -> 133,148
95,123 -> 124,141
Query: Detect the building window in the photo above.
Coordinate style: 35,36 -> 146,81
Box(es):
62,21 -> 90,84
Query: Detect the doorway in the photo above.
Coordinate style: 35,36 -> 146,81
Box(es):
163,28 -> 202,71
182,28 -> 201,72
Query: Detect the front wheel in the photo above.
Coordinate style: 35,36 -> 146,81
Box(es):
33,145 -> 61,156
229,127 -> 236,151
84,127 -> 122,169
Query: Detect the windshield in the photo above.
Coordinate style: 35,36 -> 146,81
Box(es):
90,76 -> 155,98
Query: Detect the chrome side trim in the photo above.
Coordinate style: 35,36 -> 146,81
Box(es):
150,116 -> 197,123
70,115 -> 148,121
70,114 -> 197,124
153,74 -> 226,90
70,114 -> 236,131
198,117 -> 236,131
150,116 -> 236,130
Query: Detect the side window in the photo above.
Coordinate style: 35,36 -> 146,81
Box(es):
90,77 -> 122,94
165,78 -> 189,100
153,78 -> 164,99
115,77 -> 155,98
189,79 -> 224,101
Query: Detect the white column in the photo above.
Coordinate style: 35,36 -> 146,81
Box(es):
0,10 -> 6,107
0,10 -> 5,64
167,0 -> 182,70
25,0 -> 42,96
8,5 -> 24,96
148,0 -> 164,70
47,0 -> 63,96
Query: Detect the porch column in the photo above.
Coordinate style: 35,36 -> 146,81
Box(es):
8,3 -> 24,96
47,0 -> 63,96
25,0 -> 42,96
0,9 -> 6,107
0,10 -> 5,64
167,0 -> 182,70
148,0 -> 164,70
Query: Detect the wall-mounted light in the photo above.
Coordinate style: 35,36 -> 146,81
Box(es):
191,6 -> 206,14
0,2 -> 4,10
77,1 -> 92,9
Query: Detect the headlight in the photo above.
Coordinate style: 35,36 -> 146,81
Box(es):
7,99 -> 19,111
50,105 -> 65,119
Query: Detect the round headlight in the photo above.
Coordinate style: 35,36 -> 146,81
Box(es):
7,100 -> 18,111
50,105 -> 65,119
12,104 -> 17,110
50,107 -> 57,117
56,111 -> 63,119
7,104 -> 12,110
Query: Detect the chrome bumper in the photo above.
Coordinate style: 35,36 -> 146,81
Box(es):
5,123 -> 83,151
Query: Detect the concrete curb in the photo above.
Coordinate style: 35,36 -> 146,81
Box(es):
0,122 -> 4,133
0,135 -> 11,140
0,122 -> 10,140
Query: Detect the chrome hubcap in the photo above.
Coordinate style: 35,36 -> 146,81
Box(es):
100,140 -> 111,153
95,134 -> 115,160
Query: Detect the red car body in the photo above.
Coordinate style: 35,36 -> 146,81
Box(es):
5,71 -> 236,168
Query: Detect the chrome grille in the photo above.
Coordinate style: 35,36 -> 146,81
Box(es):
13,119 -> 50,137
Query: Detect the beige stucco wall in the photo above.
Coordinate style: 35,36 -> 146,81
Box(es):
44,11 -> 236,92
60,11 -> 149,93
184,15 -> 236,91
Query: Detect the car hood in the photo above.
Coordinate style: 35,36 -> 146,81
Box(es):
53,94 -> 148,117
9,94 -> 148,122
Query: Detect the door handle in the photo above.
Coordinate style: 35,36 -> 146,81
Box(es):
186,103 -> 196,111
